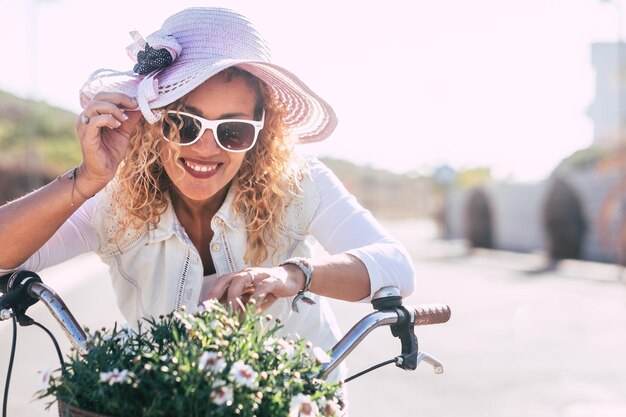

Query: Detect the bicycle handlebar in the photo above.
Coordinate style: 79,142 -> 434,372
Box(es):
320,302 -> 450,379
26,283 -> 88,354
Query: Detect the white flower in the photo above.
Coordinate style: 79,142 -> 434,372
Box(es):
210,379 -> 234,406
310,346 -> 331,364
99,368 -> 129,385
198,351 -> 227,372
263,337 -> 277,352
36,366 -> 53,390
289,393 -> 319,417
229,360 -> 257,388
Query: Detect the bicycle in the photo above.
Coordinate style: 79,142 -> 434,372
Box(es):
0,270 -> 450,416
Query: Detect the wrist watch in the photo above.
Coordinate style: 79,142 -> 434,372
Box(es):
280,257 -> 316,313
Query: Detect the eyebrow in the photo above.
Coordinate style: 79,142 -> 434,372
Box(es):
181,105 -> 251,120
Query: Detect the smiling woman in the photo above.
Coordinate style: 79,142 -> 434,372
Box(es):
0,7 -> 415,414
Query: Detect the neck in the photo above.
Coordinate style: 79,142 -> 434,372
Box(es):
170,185 -> 231,221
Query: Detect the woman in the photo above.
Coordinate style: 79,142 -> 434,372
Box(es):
0,7 -> 414,366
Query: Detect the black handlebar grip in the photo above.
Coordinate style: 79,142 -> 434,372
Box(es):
411,304 -> 451,326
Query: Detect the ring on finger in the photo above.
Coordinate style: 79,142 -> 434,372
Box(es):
80,113 -> 90,124
245,271 -> 255,288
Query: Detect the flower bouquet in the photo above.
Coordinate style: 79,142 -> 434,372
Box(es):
37,300 -> 343,417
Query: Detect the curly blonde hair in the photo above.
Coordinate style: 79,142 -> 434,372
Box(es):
112,68 -> 301,266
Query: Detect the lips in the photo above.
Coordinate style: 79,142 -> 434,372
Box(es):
181,158 -> 223,179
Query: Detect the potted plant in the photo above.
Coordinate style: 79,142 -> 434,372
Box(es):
36,300 -> 344,417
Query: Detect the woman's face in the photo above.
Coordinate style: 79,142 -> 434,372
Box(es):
160,72 -> 258,203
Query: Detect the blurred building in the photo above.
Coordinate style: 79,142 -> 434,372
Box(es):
588,42 -> 626,147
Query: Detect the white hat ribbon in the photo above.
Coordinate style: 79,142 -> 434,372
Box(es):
137,76 -> 162,124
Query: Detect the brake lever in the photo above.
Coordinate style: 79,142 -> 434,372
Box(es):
416,352 -> 444,374
389,306 -> 419,370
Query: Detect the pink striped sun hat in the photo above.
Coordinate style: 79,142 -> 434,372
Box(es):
79,7 -> 337,143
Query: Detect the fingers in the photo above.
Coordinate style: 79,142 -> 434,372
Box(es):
251,281 -> 278,312
82,103 -> 127,126
207,270 -> 256,311
78,93 -> 138,131
80,112 -> 124,131
225,270 -> 256,308
91,92 -> 138,111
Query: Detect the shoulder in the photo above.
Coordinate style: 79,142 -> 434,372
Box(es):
294,154 -> 350,200
292,154 -> 338,188
288,154 -> 337,201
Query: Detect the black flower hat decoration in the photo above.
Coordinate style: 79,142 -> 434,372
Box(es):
126,30 -> 181,76
133,44 -> 174,75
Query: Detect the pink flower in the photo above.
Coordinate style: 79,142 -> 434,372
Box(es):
229,360 -> 257,388
320,397 -> 342,416
36,367 -> 53,390
198,351 -> 227,372
289,393 -> 319,417
210,380 -> 233,406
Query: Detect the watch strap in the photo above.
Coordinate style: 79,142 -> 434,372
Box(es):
280,257 -> 315,313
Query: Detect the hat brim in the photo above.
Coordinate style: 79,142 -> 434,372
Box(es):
80,59 -> 337,144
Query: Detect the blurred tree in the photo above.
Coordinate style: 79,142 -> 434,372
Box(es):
0,90 -> 81,172
455,166 -> 492,189
553,146 -> 609,173
321,157 -> 434,219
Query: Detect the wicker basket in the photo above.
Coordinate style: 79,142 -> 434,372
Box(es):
58,400 -> 114,417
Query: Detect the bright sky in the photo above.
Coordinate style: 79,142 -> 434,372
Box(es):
0,0 -> 622,182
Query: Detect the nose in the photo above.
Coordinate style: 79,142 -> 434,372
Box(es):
194,127 -> 222,153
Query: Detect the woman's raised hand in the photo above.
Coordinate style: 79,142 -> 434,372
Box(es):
76,92 -> 141,191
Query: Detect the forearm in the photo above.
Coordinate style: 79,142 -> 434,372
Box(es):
307,253 -> 371,302
0,167 -> 100,269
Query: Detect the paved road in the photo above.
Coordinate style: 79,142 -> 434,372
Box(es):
2,219 -> 626,416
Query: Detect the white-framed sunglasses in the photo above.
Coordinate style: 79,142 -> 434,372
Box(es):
162,110 -> 265,152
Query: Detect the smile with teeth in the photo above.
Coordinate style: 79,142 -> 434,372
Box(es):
183,159 -> 222,173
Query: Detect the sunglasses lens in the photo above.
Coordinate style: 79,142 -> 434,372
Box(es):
216,122 -> 256,151
163,113 -> 201,144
